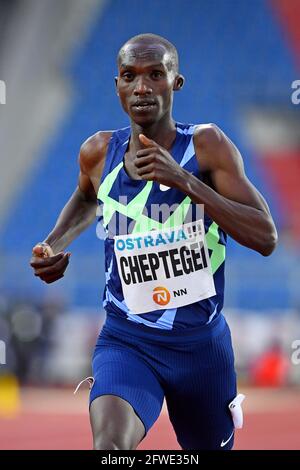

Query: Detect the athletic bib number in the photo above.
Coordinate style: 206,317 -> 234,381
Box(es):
114,220 -> 216,314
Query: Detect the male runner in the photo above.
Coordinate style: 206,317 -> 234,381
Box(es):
30,33 -> 277,450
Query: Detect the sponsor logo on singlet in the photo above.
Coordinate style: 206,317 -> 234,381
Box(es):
153,286 -> 171,306
114,220 -> 216,314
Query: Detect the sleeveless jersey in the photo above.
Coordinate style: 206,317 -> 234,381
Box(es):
97,123 -> 226,330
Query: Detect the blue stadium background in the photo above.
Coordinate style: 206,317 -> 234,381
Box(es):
0,0 -> 299,314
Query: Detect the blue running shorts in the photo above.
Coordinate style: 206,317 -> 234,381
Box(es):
90,313 -> 237,450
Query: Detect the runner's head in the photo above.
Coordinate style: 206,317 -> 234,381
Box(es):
116,33 -> 184,127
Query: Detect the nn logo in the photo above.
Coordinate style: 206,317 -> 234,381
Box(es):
0,80 -> 6,104
174,288 -> 187,298
153,286 -> 171,306
0,340 -> 6,365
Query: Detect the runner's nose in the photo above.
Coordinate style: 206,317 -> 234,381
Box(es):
133,76 -> 152,96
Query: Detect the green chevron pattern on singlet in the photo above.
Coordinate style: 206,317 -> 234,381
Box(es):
98,162 -> 225,274
206,222 -> 226,275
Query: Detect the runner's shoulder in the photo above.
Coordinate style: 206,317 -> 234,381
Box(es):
80,131 -> 113,173
193,123 -> 224,151
193,123 -> 230,171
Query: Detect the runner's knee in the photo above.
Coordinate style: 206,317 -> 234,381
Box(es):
93,432 -> 129,450
90,395 -> 144,450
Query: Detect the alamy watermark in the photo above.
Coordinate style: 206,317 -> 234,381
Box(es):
291,80 -> 300,105
0,80 -> 6,104
96,199 -> 204,239
291,340 -> 300,365
0,340 -> 6,365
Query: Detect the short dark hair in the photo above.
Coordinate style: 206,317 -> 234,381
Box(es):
117,33 -> 179,72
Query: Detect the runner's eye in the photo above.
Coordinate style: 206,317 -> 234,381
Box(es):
122,72 -> 134,81
151,70 -> 164,79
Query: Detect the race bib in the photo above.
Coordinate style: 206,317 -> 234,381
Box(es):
114,220 -> 216,314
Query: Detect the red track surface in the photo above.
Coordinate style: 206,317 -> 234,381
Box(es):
0,387 -> 299,450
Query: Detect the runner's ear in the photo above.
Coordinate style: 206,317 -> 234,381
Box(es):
173,75 -> 185,91
115,77 -> 119,96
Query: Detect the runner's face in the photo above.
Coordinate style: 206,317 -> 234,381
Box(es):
116,43 -> 176,127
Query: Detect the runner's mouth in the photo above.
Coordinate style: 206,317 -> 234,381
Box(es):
132,102 -> 157,111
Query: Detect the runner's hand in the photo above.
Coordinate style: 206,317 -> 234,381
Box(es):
30,243 -> 71,284
134,134 -> 186,188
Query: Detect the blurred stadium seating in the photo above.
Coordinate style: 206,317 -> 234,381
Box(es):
0,0 -> 300,388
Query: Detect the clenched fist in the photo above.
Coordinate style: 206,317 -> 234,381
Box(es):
134,134 -> 186,188
30,243 -> 71,284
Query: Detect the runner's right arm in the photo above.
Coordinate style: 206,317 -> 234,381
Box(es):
30,132 -> 110,284
43,174 -> 98,255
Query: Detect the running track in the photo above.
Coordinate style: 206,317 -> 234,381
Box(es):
0,387 -> 299,450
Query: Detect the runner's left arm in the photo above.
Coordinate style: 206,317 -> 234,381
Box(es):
135,127 -> 277,256
179,124 -> 278,256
